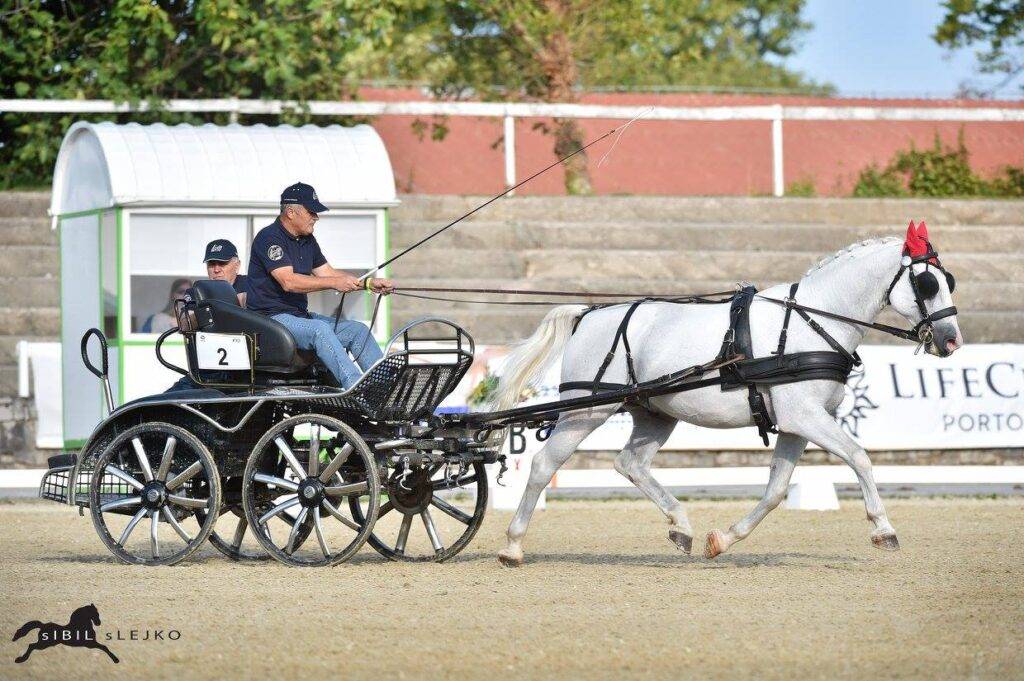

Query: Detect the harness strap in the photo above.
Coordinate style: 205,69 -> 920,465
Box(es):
591,299 -> 645,393
774,282 -> 799,356
792,307 -> 862,367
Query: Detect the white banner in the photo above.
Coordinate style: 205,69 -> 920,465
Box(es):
449,344 -> 1024,451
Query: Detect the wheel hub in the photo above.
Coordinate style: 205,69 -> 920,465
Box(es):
141,481 -> 167,510
297,478 -> 325,508
387,468 -> 433,514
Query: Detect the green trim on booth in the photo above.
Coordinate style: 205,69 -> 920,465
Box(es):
57,207 -> 106,221
96,211 -> 106,414
116,208 -> 126,404
63,438 -> 88,451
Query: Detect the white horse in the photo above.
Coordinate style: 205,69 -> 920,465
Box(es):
492,227 -> 962,566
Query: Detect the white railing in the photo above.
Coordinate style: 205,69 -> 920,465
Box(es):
3,98 -> 1024,196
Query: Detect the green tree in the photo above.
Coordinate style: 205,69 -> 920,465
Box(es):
934,0 -> 1024,96
0,1 -> 400,187
375,0 -> 824,194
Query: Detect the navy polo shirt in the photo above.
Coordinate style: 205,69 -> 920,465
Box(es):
247,219 -> 327,317
232,274 -> 249,296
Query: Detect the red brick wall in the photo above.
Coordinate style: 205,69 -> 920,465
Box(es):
362,88 -> 1024,196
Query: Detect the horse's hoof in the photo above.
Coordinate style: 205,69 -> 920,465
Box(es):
669,529 -> 693,554
497,551 -> 524,567
871,533 -> 901,552
704,530 -> 727,559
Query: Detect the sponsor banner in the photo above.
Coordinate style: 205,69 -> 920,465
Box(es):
447,344 -> 1024,451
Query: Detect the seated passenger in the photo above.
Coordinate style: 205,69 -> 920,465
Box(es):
203,239 -> 248,306
142,278 -> 191,333
247,182 -> 393,389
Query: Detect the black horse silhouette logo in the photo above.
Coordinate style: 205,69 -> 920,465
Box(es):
12,603 -> 119,663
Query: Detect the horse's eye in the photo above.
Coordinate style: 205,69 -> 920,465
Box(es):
944,271 -> 956,294
915,271 -> 939,298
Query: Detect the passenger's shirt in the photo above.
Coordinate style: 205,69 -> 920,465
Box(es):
246,219 -> 327,317
232,274 -> 249,296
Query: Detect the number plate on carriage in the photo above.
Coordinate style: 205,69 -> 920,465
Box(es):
196,333 -> 251,371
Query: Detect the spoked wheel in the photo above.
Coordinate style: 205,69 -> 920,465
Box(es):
242,414 -> 379,567
89,422 -> 221,566
200,475 -> 314,561
351,461 -> 487,562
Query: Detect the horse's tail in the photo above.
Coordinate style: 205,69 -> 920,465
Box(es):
491,305 -> 587,412
12,621 -> 42,641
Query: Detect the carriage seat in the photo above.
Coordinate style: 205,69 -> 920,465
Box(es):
189,279 -> 317,374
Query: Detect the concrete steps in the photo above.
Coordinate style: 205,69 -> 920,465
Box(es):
392,195 -> 1024,226
390,219 -> 1024,254
0,217 -> 57,247
0,192 -> 49,219
390,247 -> 1023,284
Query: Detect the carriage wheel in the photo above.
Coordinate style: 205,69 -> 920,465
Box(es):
242,414 -> 379,567
350,461 -> 487,562
202,494 -> 313,561
89,422 -> 221,566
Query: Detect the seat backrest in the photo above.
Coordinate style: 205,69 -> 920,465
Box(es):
195,300 -> 310,373
191,279 -> 238,305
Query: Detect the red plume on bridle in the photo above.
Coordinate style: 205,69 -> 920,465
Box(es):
904,220 -> 937,263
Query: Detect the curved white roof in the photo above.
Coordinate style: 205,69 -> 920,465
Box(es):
51,121 -> 397,215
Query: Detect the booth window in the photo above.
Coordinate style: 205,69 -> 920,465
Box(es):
129,215 -> 248,334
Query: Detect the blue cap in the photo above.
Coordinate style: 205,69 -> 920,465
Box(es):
280,182 -> 329,213
203,239 -> 238,263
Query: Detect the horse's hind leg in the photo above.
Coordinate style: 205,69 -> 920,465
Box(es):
705,432 -> 807,558
614,408 -> 692,553
498,403 -> 620,567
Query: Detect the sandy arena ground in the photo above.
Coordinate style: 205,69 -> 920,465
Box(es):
1,497 -> 1022,680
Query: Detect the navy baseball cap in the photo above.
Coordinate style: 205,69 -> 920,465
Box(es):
203,239 -> 239,263
281,182 -> 329,213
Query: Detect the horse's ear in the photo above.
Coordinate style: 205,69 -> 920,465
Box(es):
917,220 -> 930,241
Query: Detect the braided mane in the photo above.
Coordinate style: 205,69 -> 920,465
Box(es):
804,237 -> 900,276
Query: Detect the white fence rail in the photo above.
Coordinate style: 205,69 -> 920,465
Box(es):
3,98 -> 1023,197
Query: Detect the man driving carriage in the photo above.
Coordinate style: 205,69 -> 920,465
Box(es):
247,182 -> 394,389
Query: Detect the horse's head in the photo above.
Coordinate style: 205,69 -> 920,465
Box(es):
885,221 -> 963,357
74,603 -> 101,627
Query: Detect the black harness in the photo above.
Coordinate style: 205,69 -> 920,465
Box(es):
557,243 -> 958,447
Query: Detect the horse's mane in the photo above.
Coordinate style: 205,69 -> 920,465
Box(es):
804,237 -> 900,276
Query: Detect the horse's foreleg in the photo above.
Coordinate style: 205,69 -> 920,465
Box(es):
790,412 -> 898,550
85,639 -> 120,663
614,409 -> 691,552
498,403 -> 620,567
705,433 -> 806,559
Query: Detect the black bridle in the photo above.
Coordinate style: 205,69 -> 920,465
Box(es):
759,242 -> 958,351
882,244 -> 958,346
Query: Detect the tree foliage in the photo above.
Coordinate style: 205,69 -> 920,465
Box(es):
934,0 -> 1024,96
0,0 -> 400,187
1,1 -> 822,191
374,0 -> 825,193
852,131 -> 1024,198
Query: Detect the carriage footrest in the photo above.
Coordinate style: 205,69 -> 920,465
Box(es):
39,456 -> 90,507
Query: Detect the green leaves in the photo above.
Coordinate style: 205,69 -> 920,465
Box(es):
0,0 -> 397,187
852,131 -> 1024,198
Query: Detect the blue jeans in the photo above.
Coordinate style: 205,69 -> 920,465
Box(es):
272,312 -> 383,389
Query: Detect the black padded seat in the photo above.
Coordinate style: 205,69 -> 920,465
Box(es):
189,280 -> 314,374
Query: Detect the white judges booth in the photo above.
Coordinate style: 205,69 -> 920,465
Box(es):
50,121 -> 397,449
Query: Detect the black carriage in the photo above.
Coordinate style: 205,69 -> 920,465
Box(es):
39,280 -> 500,567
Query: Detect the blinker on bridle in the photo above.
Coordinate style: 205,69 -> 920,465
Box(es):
884,243 -> 958,350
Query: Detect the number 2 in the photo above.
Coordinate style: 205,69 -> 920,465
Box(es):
217,348 -> 228,366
